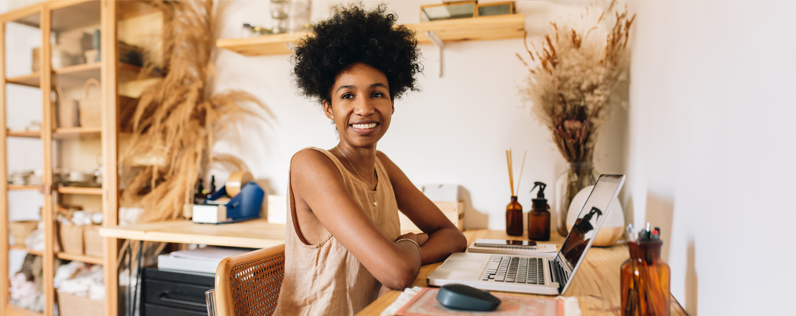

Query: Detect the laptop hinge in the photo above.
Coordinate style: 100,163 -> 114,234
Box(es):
552,258 -> 567,294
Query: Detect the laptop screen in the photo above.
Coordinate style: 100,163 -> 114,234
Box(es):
555,174 -> 625,290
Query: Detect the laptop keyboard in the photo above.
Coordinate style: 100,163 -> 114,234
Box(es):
481,256 -> 545,285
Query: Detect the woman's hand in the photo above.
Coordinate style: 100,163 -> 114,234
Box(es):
396,232 -> 428,246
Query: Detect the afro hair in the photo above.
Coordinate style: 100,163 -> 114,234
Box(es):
291,3 -> 422,103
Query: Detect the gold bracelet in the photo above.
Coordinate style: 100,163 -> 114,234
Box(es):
395,238 -> 421,255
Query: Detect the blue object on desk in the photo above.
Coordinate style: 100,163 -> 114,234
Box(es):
193,182 -> 264,224
436,284 -> 501,311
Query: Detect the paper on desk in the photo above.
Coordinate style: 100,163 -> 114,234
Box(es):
169,246 -> 251,261
390,287 -> 580,316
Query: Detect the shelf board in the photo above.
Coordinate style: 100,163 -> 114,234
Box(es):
7,305 -> 44,316
57,186 -> 102,195
7,130 -> 41,138
54,127 -> 102,138
100,219 -> 286,248
50,0 -> 100,32
56,252 -> 103,265
10,245 -> 43,256
8,185 -> 40,191
217,14 -> 525,56
6,72 -> 41,87
53,62 -> 101,88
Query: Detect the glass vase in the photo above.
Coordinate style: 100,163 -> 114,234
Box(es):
554,162 -> 596,236
621,241 -> 671,316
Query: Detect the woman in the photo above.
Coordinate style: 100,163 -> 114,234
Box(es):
274,4 -> 468,315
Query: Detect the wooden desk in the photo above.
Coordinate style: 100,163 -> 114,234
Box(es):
358,230 -> 687,316
99,219 -> 286,248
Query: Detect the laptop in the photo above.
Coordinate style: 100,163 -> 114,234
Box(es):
427,174 -> 626,295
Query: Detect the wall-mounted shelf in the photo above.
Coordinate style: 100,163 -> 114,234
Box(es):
217,14 -> 525,57
56,186 -> 102,195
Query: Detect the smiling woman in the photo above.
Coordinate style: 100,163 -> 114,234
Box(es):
273,3 -> 468,316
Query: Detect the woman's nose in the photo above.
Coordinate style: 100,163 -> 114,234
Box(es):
353,97 -> 376,116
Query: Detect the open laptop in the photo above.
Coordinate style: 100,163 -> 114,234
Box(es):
427,174 -> 626,295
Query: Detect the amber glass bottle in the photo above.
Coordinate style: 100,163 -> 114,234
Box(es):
527,182 -> 550,241
621,241 -> 670,316
505,196 -> 523,236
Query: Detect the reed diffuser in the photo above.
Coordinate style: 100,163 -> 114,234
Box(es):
505,149 -> 527,236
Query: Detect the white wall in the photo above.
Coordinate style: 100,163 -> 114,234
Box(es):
626,1 -> 796,315
212,0 -> 627,231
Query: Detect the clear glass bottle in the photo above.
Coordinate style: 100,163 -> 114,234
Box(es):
621,241 -> 671,316
505,196 -> 523,236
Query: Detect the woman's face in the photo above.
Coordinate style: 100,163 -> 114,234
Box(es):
323,63 -> 394,149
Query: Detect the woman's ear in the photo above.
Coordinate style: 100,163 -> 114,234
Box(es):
322,99 -> 334,120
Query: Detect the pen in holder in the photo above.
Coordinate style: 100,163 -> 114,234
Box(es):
621,238 -> 670,316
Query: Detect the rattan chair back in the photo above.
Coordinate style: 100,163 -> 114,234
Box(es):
213,244 -> 286,316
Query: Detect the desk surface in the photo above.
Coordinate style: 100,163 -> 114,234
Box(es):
358,229 -> 687,316
99,219 -> 286,248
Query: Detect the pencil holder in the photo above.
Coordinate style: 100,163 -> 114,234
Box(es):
621,241 -> 670,316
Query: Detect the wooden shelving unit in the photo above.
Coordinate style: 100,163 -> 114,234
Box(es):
217,14 -> 526,56
8,185 -> 40,191
55,252 -> 102,265
6,72 -> 40,87
56,186 -> 102,195
0,1 -> 132,315
7,131 -> 40,138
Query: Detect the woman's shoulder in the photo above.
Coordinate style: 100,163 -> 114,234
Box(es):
291,147 -> 334,170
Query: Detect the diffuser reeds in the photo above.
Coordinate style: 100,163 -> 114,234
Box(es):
505,149 -> 527,197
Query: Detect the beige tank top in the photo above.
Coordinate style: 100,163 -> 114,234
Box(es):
274,147 -> 401,316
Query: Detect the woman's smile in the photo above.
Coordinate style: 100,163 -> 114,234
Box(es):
324,63 -> 394,147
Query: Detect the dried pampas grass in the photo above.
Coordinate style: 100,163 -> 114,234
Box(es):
119,0 -> 272,223
518,0 -> 634,163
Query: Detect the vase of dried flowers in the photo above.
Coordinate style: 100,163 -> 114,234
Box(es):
554,162 -> 597,236
517,1 -> 634,236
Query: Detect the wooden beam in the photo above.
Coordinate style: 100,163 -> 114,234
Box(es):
0,20 -> 9,314
101,0 -> 119,315
40,5 -> 55,316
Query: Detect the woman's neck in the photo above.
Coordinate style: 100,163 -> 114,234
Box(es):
334,143 -> 377,186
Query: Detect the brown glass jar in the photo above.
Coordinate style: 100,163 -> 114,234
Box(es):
505,196 -> 523,236
621,241 -> 670,316
527,201 -> 550,241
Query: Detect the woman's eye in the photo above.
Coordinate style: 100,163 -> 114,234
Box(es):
341,93 -> 353,99
372,92 -> 384,98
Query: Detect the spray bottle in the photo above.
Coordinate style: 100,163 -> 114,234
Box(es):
528,182 -> 550,241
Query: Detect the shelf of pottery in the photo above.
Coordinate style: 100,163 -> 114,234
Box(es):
1,1 -> 164,316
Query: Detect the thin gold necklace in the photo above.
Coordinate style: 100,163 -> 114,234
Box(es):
335,147 -> 365,181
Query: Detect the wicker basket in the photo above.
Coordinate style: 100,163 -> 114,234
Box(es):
78,78 -> 102,128
58,223 -> 84,255
83,225 -> 103,258
57,291 -> 103,316
10,221 -> 38,247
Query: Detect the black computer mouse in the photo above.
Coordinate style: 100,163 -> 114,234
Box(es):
436,284 -> 501,311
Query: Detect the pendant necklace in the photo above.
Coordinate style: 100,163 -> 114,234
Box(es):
335,147 -> 365,182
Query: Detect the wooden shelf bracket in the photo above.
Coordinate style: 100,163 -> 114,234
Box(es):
427,31 -> 445,78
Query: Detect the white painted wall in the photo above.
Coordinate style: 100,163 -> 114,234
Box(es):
212,0 -> 627,232
626,1 -> 796,315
